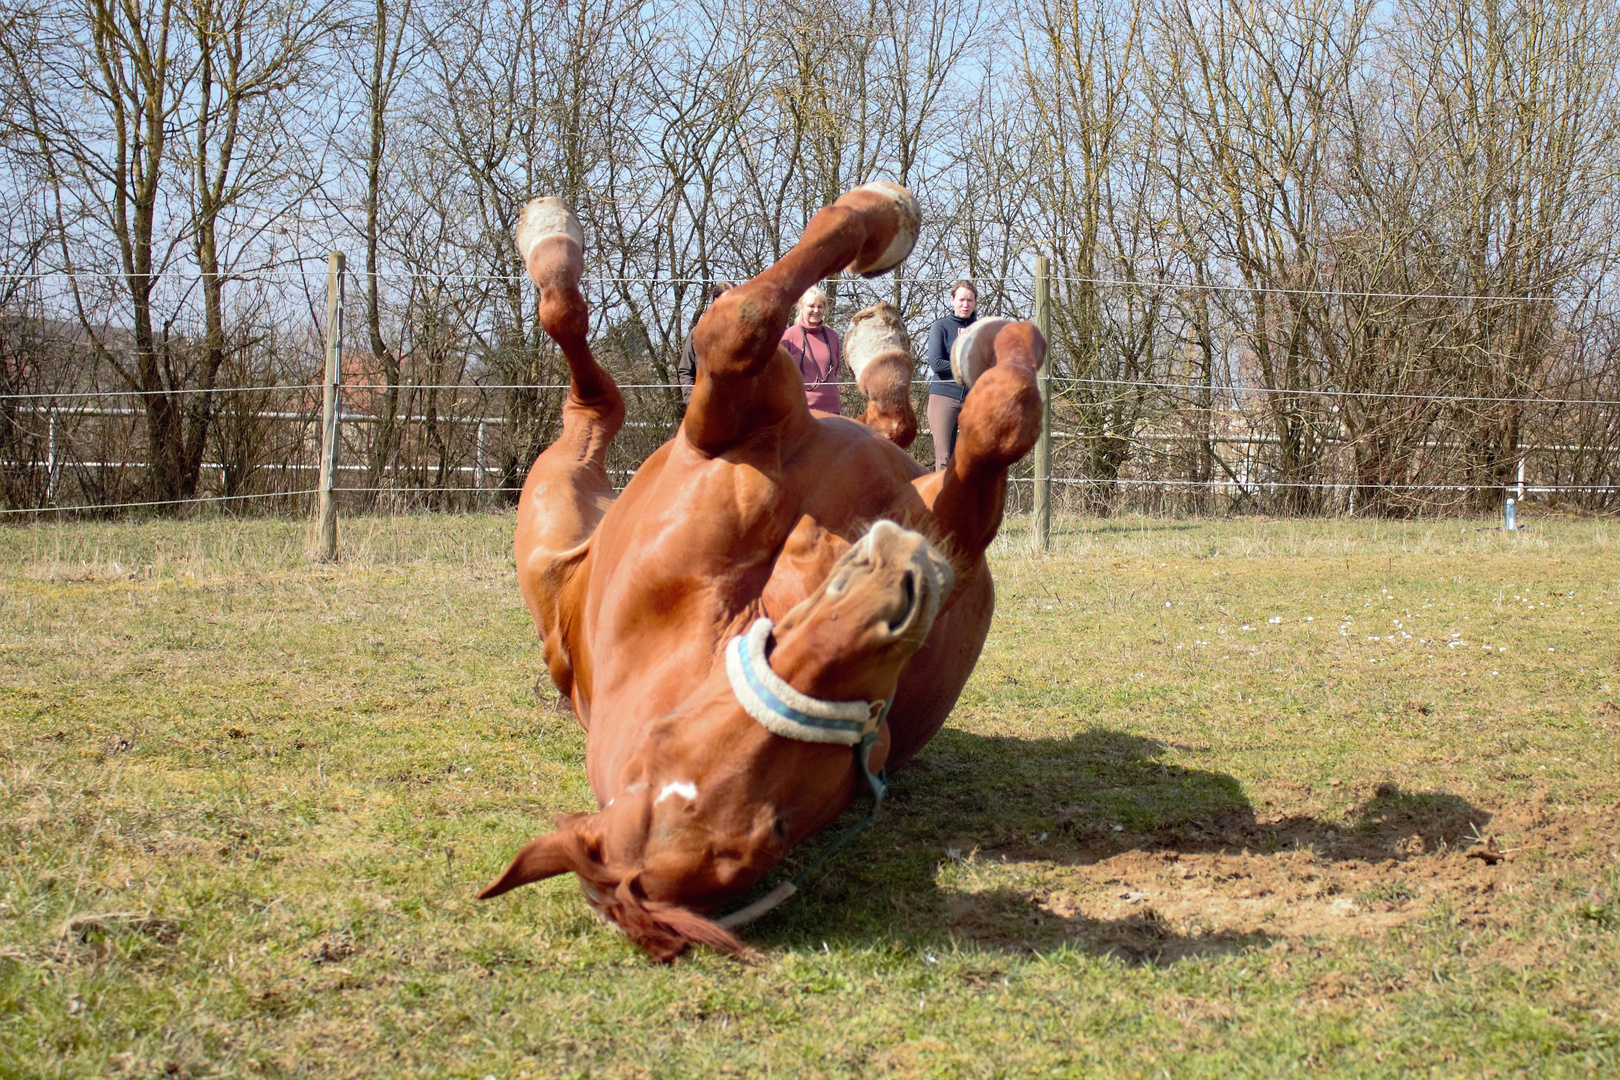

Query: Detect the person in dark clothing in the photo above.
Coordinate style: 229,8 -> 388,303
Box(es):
925,279 -> 978,469
677,281 -> 735,411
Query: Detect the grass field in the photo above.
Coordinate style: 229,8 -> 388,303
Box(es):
2,511 -> 1617,1079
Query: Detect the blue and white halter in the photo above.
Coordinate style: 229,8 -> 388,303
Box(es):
725,617 -> 889,746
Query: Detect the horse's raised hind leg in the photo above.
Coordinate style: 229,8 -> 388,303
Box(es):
920,320 -> 1046,563
845,302 -> 918,449
684,183 -> 918,453
512,198 -> 625,707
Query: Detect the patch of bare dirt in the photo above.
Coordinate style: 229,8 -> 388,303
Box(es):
945,799 -> 1620,962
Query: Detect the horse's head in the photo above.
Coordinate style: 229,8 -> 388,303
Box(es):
477,521 -> 953,960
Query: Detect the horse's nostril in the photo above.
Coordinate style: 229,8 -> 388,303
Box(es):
888,571 -> 918,632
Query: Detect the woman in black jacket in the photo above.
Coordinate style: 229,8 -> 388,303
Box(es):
924,279 -> 978,469
677,281 -> 735,413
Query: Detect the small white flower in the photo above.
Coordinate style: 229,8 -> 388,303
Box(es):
1268,616 -> 1282,624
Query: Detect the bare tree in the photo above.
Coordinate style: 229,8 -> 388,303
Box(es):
4,0 -> 331,508
403,0 -> 647,489
348,0 -> 416,496
1384,0 -> 1620,510
1018,0 -> 1182,511
4,0 -> 1616,516
1150,0 -> 1373,512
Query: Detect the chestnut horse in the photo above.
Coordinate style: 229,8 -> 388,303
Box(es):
477,183 -> 1045,960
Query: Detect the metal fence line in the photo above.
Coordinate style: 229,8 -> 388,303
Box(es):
0,384 -> 323,402
1043,377 -> 1620,409
9,403 -> 667,431
10,396 -> 1615,509
0,488 -> 323,516
24,458 -> 1602,487
14,402 -> 1604,456
0,266 -> 1577,303
9,378 -> 1620,408
7,264 -> 1616,519
10,476 -> 1616,518
1011,476 -> 1620,493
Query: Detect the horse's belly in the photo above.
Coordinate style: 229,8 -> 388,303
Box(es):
569,436 -> 948,791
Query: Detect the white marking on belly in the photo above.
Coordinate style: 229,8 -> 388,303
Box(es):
656,781 -> 698,805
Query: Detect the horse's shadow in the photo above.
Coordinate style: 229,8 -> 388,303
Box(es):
750,728 -> 1490,964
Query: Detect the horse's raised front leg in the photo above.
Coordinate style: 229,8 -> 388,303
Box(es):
512,198 -> 625,708
683,183 -> 918,453
917,319 -> 1046,563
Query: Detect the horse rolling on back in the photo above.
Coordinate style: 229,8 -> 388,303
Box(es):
478,182 -> 1046,960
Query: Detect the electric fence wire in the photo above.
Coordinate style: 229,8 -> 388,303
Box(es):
0,266 -> 1576,303
7,378 -> 1619,408
0,488 -> 323,515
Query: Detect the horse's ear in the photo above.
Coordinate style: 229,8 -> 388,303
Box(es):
476,813 -> 593,899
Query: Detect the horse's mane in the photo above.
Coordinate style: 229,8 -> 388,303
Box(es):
592,873 -> 760,963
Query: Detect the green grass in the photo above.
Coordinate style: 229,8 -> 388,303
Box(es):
2,512 -> 1617,1078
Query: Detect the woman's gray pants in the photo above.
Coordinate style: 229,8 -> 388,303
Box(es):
927,393 -> 963,471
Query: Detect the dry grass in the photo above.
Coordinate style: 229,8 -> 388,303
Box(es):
1,512 -> 1617,1078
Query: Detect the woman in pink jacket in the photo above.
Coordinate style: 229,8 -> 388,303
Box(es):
780,286 -> 844,414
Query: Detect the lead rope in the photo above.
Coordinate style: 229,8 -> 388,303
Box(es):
715,618 -> 894,930
715,712 -> 890,931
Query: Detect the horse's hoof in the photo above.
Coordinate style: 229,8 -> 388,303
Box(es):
516,197 -> 583,260
844,302 -> 911,384
516,198 -> 584,286
950,317 -> 1014,389
840,182 -> 920,279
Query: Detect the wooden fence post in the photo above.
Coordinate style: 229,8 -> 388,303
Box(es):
1032,254 -> 1052,551
315,251 -> 344,561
